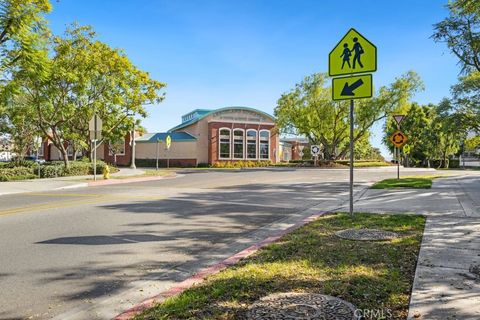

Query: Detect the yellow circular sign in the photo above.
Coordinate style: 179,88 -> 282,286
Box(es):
389,130 -> 408,148
403,144 -> 411,154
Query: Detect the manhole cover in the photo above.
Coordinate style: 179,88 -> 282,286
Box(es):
469,264 -> 480,278
247,292 -> 358,320
335,228 -> 399,241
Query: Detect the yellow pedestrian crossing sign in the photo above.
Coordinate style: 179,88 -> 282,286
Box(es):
166,135 -> 171,150
329,28 -> 377,77
332,74 -> 372,101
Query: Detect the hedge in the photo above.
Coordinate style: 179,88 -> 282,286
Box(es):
0,161 -> 118,180
0,167 -> 36,181
211,160 -> 272,168
38,160 -> 118,178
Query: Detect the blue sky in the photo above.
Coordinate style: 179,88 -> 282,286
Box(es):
48,0 -> 459,158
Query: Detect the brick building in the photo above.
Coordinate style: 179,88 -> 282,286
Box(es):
43,106 -> 279,166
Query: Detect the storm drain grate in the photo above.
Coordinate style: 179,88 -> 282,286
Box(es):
247,292 -> 358,320
335,228 -> 399,241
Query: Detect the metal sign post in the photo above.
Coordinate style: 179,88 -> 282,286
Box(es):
130,122 -> 136,169
349,100 -> 354,216
397,147 -> 400,179
34,136 -> 42,178
330,28 -> 377,217
165,135 -> 172,169
89,114 -> 103,181
156,138 -> 160,170
310,145 -> 320,166
389,115 -> 407,180
165,135 -> 171,169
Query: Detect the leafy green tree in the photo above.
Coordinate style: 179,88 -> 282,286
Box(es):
451,0 -> 480,26
354,133 -> 384,161
2,89 -> 40,160
0,0 -> 51,81
275,71 -> 422,160
384,101 -> 463,168
433,0 -> 480,134
384,103 -> 431,166
10,24 -> 166,168
432,1 -> 480,74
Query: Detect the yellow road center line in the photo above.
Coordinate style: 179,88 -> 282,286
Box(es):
0,195 -> 164,217
27,193 -> 104,197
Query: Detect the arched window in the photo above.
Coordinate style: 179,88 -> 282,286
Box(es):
233,129 -> 244,159
259,130 -> 270,160
219,128 -> 231,159
246,129 -> 257,159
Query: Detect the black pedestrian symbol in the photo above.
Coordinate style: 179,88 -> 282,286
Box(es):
340,43 -> 351,69
340,37 -> 364,70
352,37 -> 364,69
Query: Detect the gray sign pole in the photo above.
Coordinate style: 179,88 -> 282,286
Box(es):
156,139 -> 159,170
130,122 -> 136,169
93,115 -> 97,181
397,147 -> 400,179
349,99 -> 354,217
397,122 -> 400,180
166,147 -> 170,169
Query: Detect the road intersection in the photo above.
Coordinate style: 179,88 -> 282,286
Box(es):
0,167 -> 478,319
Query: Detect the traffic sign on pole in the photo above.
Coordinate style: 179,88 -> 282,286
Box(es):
89,114 -> 102,181
393,115 -> 405,127
403,144 -> 411,154
89,114 -> 103,141
329,28 -> 377,218
166,135 -> 172,150
310,145 -> 320,156
329,28 -> 377,77
389,130 -> 408,148
332,74 -> 372,101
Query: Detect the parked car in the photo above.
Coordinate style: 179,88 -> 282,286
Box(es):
25,156 -> 46,164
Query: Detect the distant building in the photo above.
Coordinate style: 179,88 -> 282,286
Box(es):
280,137 -> 310,161
43,106 -> 279,166
0,135 -> 14,162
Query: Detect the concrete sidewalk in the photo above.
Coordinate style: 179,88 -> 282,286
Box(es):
0,167 -> 147,196
353,175 -> 480,320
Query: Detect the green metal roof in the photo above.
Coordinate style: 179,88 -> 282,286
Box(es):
136,132 -> 197,142
169,106 -> 275,132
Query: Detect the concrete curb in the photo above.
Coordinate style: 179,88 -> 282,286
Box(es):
87,174 -> 178,187
113,212 -> 326,320
54,183 -> 89,190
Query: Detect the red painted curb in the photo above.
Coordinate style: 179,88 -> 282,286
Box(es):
113,212 -> 325,320
87,174 -> 177,187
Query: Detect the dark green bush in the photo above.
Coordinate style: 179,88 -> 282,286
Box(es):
0,167 -> 36,181
196,162 -> 210,168
39,164 -> 64,178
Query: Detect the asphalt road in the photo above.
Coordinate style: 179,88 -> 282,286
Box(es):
0,167 -> 443,319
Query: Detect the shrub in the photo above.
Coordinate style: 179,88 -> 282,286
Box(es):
39,164 -> 64,178
196,162 -> 210,168
211,160 -> 272,168
0,167 -> 36,181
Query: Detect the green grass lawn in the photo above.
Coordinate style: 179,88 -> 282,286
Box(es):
371,175 -> 444,189
135,213 -> 425,320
